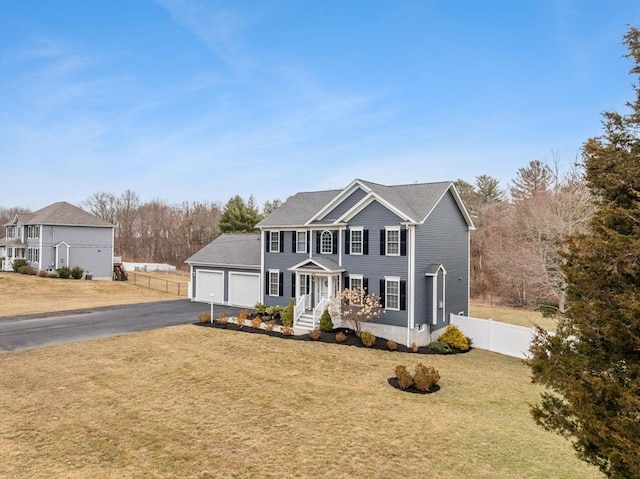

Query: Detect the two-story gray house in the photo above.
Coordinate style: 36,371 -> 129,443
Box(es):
187,179 -> 474,345
0,202 -> 115,280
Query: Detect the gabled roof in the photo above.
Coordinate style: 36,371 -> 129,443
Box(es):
5,202 -> 113,228
288,257 -> 345,273
257,179 -> 474,229
185,233 -> 261,268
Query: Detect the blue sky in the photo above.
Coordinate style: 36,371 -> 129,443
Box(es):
0,0 -> 638,210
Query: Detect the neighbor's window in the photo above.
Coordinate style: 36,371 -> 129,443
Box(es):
269,231 -> 280,253
320,230 -> 333,254
296,231 -> 307,253
385,278 -> 400,310
6,226 -> 15,239
386,227 -> 400,256
350,228 -> 363,255
27,226 -> 39,239
27,247 -> 39,263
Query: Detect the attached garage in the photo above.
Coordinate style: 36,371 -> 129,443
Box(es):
195,270 -> 224,303
228,272 -> 260,307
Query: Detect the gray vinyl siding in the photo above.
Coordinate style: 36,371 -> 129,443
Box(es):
40,225 -> 113,278
414,190 -> 469,331
191,265 -> 258,304
343,201 -> 408,327
318,187 -> 367,221
264,230 -> 304,307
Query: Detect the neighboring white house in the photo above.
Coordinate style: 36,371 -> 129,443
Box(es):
0,202 -> 115,280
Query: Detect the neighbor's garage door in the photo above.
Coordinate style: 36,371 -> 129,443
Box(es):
228,272 -> 260,307
196,270 -> 224,303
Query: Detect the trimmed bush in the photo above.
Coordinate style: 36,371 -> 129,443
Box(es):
410,342 -> 419,353
427,341 -> 452,353
438,325 -> 470,351
253,302 -> 268,317
264,320 -> 276,332
267,305 -> 286,320
281,325 -> 294,336
394,365 -> 414,390
251,317 -> 263,329
309,329 -> 321,340
57,266 -> 71,279
235,313 -> 246,328
12,259 -> 28,272
361,331 -> 376,347
215,311 -> 229,326
17,265 -> 30,274
319,308 -> 333,332
413,363 -> 440,392
38,270 -> 48,278
281,300 -> 294,327
71,266 -> 84,279
198,312 -> 211,324
335,331 -> 347,343
387,339 -> 398,351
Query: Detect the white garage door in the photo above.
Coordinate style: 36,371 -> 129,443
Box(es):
196,270 -> 224,303
228,273 -> 260,307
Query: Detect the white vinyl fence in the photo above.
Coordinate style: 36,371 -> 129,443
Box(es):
449,314 -> 537,359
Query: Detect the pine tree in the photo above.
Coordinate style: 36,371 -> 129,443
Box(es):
529,27 -> 640,479
510,159 -> 552,202
219,195 -> 263,233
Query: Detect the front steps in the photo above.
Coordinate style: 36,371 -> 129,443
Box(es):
295,314 -> 314,330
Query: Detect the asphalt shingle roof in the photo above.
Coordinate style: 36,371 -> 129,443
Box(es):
5,202 -> 113,227
256,189 -> 340,227
186,233 -> 261,268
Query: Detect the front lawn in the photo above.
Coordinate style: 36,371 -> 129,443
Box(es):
0,325 -> 600,478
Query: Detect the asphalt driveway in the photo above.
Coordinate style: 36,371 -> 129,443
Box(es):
0,300 -> 244,353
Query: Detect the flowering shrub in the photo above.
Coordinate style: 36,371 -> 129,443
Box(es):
333,288 -> 383,337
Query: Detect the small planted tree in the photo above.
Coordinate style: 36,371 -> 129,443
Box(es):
335,288 -> 382,337
319,308 -> 333,332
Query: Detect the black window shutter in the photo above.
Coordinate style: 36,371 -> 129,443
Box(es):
292,231 -> 296,253
280,232 -> 285,252
401,229 -> 407,256
307,232 -> 310,253
379,229 -> 385,255
265,231 -> 270,252
344,230 -> 350,255
400,280 -> 407,310
291,273 -> 296,298
332,231 -> 338,254
379,279 -> 386,308
316,231 -> 321,254
363,229 -> 369,255
265,273 -> 270,294
363,277 -> 368,293
344,275 -> 349,290
279,272 -> 284,297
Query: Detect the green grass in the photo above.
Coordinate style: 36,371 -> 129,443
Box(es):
0,325 -> 600,478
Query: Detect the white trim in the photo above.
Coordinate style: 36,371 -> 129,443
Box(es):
295,230 -> 307,254
408,224 -> 415,341
384,276 -> 401,311
306,179 -> 372,224
385,226 -> 400,256
268,269 -> 280,297
349,226 -> 364,255
195,269 -> 225,304
320,230 -> 333,254
228,271 -> 260,307
421,183 -> 475,230
260,230 -> 265,299
335,192 -> 415,224
442,269 -> 447,323
269,230 -> 280,253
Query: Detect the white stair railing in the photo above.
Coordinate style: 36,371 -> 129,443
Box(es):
294,295 -> 305,324
312,298 -> 327,329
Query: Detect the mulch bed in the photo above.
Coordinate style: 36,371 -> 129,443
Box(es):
195,321 -> 471,356
387,378 -> 441,394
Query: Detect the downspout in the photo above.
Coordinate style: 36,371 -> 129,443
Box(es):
407,224 -> 415,347
260,229 -> 265,301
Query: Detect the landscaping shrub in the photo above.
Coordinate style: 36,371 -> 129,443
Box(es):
309,328 -> 321,340
281,325 -> 293,336
410,342 -> 419,353
281,300 -> 294,327
253,302 -> 268,317
267,305 -> 286,320
413,363 -> 440,392
38,270 -> 47,278
387,339 -> 398,351
319,308 -> 333,332
198,312 -> 211,324
70,266 -> 84,279
235,313 -> 246,328
360,331 -> 376,347
215,311 -> 229,326
12,259 -> 28,272
438,325 -> 470,351
48,272 -> 58,278
264,320 -> 276,332
237,309 -> 250,322
335,331 -> 347,343
251,317 -> 262,329
427,341 -> 452,353
17,265 -> 30,275
394,365 -> 414,390
57,266 -> 71,279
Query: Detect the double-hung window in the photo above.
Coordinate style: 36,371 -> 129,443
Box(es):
269,231 -> 280,253
6,226 -> 15,239
296,231 -> 307,253
385,277 -> 400,310
349,274 -> 364,304
27,226 -> 39,239
385,227 -> 400,256
268,270 -> 280,296
350,228 -> 363,255
27,247 -> 39,263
